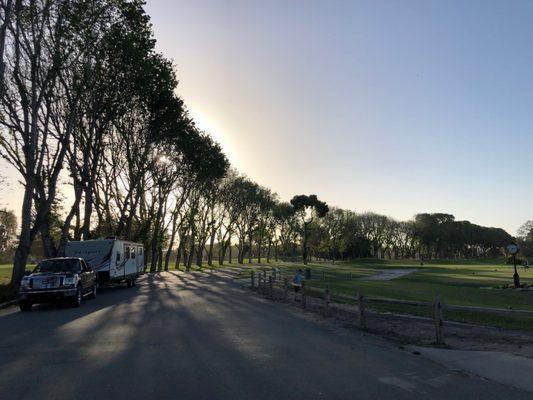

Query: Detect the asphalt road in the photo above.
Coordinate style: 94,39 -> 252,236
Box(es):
0,271 -> 529,400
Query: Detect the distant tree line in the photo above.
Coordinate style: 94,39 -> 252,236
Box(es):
0,1 -> 518,291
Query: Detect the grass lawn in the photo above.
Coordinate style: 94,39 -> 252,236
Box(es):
224,258 -> 533,330
0,264 -> 35,303
0,264 -> 15,303
0,264 -> 13,285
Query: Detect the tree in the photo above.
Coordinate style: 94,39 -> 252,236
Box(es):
0,208 -> 16,255
272,202 -> 298,260
290,194 -> 329,264
358,212 -> 389,257
0,0 -> 94,286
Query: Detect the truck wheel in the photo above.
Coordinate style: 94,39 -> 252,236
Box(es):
127,277 -> 133,288
71,286 -> 82,307
19,301 -> 32,312
88,283 -> 97,299
131,276 -> 136,287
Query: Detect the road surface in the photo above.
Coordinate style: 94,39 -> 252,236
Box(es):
0,271 -> 529,399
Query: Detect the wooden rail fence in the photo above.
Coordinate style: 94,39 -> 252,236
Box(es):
249,270 -> 533,345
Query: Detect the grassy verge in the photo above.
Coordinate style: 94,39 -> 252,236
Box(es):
0,264 -> 36,303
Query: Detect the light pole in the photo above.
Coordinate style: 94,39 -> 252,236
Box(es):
507,242 -> 520,288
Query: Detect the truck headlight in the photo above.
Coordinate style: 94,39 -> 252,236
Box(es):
63,277 -> 76,286
20,278 -> 29,289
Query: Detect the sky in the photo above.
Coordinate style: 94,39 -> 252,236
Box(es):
2,0 -> 533,234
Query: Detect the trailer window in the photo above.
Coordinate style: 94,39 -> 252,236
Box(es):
124,246 -> 130,259
116,252 -> 121,265
131,247 -> 136,259
139,248 -> 143,256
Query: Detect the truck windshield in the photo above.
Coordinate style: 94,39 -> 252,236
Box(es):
34,259 -> 80,273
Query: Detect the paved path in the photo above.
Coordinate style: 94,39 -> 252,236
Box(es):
0,272 -> 529,400
361,268 -> 418,280
409,346 -> 533,394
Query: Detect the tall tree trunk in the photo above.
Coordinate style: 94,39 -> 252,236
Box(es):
40,215 -> 57,258
186,232 -> 195,271
207,230 -> 216,266
10,181 -> 33,287
237,239 -> 243,264
158,246 -> 164,271
266,240 -> 271,263
74,208 -> 81,240
303,223 -> 309,265
81,185 -> 93,240
0,0 -> 13,98
58,184 -> 83,255
195,244 -> 204,267
182,246 -> 188,268
248,234 -> 253,264
174,241 -> 182,270
219,237 -> 229,266
150,199 -> 163,272
164,212 -> 180,271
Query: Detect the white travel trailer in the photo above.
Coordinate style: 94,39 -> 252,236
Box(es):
65,238 -> 144,286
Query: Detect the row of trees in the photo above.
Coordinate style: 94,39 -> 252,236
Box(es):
0,0 -> 332,286
0,0 -> 231,287
143,168 -> 512,268
0,1 -> 517,291
309,211 -> 512,261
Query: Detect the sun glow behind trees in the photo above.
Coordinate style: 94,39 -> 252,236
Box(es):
0,1 -> 522,292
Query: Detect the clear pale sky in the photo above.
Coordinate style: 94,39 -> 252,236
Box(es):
1,0 -> 533,235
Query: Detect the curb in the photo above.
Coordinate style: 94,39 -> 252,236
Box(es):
0,299 -> 17,309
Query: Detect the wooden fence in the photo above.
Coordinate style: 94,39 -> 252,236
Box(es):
249,270 -> 533,345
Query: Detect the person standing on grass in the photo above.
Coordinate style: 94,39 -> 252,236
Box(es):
293,269 -> 303,293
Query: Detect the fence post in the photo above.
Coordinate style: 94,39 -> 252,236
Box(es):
322,271 -> 325,280
269,276 -> 273,299
433,295 -> 445,345
357,291 -> 366,329
251,271 -> 255,290
324,285 -> 330,317
302,280 -> 306,308
350,271 -> 353,280
284,277 -> 288,301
